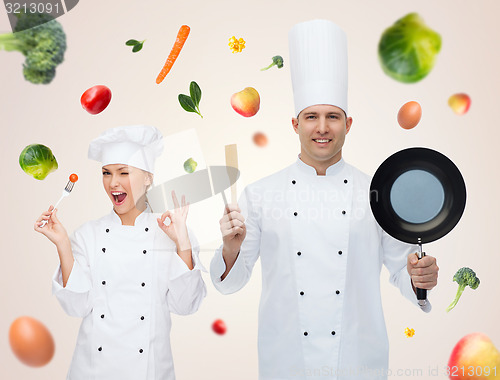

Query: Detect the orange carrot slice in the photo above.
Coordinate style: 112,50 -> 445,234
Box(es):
156,25 -> 190,84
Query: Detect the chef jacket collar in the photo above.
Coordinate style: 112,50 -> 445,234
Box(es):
109,203 -> 152,226
296,154 -> 345,176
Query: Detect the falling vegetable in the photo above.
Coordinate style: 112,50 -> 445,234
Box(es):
178,81 -> 203,118
69,173 -> 78,183
446,267 -> 480,312
378,13 -> 441,83
19,144 -> 58,180
183,158 -> 198,173
0,12 -> 66,84
212,319 -> 227,335
404,327 -> 415,338
228,36 -> 245,53
125,39 -> 145,53
156,25 -> 190,84
80,85 -> 112,115
261,55 -> 284,71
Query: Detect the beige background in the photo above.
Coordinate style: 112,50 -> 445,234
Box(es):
1,0 -> 499,378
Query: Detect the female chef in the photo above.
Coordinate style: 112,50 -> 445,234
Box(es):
34,125 -> 206,380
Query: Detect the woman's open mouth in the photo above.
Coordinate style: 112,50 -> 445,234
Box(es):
111,191 -> 127,205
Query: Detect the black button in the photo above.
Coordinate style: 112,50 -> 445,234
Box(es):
145,227 -> 149,232
102,248 -> 106,253
344,179 -> 348,184
300,291 -> 304,296
331,331 -> 336,335
98,346 -> 102,351
102,281 -> 106,285
143,250 -> 147,254
140,316 -> 145,321
139,349 -> 144,353
338,250 -> 343,255
294,212 -> 298,216
304,332 -> 308,336
105,228 -> 109,233
336,290 -> 340,295
297,251 -> 302,256
101,314 -> 104,319
342,210 -> 346,215
141,282 -> 146,287
292,180 -> 296,184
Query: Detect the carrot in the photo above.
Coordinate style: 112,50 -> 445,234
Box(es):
156,25 -> 190,84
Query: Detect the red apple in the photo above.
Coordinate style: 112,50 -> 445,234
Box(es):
231,87 -> 260,117
448,333 -> 500,379
448,93 -> 471,115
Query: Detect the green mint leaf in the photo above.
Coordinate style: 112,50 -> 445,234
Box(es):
178,94 -> 197,113
189,81 -> 202,107
126,39 -> 139,46
132,43 -> 143,52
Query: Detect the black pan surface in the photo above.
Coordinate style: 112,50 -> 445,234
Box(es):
370,147 -> 466,244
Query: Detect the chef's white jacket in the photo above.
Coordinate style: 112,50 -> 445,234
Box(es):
211,157 -> 431,380
52,207 -> 207,380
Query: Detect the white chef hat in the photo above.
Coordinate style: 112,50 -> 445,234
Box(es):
289,19 -> 348,117
88,125 -> 164,174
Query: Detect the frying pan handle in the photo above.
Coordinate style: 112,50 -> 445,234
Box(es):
416,251 -> 427,304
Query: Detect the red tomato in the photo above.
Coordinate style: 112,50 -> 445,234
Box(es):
212,319 -> 227,335
81,85 -> 112,115
69,173 -> 78,182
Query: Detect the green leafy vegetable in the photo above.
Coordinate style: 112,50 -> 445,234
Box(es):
446,267 -> 480,312
0,12 -> 67,84
183,157 -> 198,173
261,55 -> 284,71
19,144 -> 58,180
125,39 -> 145,53
178,81 -> 203,118
190,81 -> 201,108
378,13 -> 441,83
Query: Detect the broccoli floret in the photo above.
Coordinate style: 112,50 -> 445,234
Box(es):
0,12 -> 66,84
261,55 -> 284,71
446,267 -> 480,312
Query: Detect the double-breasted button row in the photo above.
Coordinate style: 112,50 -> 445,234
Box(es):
105,227 -> 150,232
302,331 -> 336,337
102,247 -> 148,255
298,290 -> 340,296
100,280 -> 146,287
97,346 -> 144,353
293,210 -> 346,217
296,250 -> 343,256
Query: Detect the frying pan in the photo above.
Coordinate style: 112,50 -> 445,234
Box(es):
370,147 -> 466,306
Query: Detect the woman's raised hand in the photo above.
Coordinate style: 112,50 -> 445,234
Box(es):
157,191 -> 190,250
34,205 -> 69,246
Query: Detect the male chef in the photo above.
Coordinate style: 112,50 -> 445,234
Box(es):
210,19 -> 439,380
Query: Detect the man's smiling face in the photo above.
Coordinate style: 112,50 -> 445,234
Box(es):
292,104 -> 352,173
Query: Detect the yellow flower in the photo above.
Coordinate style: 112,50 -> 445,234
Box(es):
228,36 -> 246,53
404,327 -> 415,338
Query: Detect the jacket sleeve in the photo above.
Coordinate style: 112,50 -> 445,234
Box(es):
52,225 -> 93,318
381,229 -> 432,313
210,185 -> 261,295
166,227 -> 207,315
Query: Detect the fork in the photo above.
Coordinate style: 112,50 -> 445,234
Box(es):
40,180 -> 76,228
